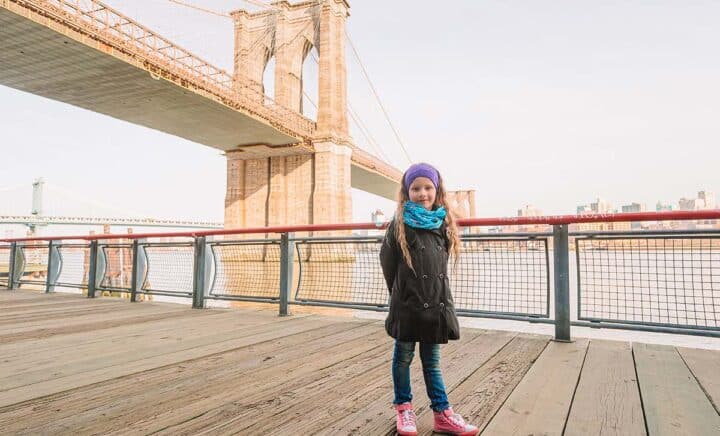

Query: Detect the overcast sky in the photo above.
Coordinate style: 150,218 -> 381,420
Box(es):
2,0 -> 719,235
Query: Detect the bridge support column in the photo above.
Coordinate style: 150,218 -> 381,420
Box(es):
224,145 -> 351,230
312,142 -> 352,227
225,153 -> 270,230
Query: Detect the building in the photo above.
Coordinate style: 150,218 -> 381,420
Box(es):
518,205 -> 542,217
590,198 -> 614,214
516,205 -> 548,233
621,203 -> 646,213
370,209 -> 386,225
698,190 -> 716,209
656,201 -> 673,212
577,198 -> 614,215
679,191 -> 717,211
621,203 -> 647,229
576,204 -> 592,214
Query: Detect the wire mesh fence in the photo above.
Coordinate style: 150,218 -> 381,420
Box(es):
577,234 -> 720,330
209,240 -> 281,300
56,243 -> 90,289
17,243 -> 48,286
295,238 -> 388,307
142,242 -> 194,296
4,224 -> 718,337
98,243 -> 134,292
452,236 -> 550,317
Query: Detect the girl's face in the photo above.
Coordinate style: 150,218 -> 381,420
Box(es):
408,177 -> 436,210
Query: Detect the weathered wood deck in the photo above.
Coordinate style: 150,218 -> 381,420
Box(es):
1,291 -> 718,435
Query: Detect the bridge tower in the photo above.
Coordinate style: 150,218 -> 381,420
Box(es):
29,178 -> 47,235
226,0 -> 352,229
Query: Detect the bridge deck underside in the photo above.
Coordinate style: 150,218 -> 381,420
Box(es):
1,290 -> 719,435
0,6 -> 402,199
0,7 -> 298,149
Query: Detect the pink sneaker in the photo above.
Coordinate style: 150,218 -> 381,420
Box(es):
433,408 -> 478,435
395,402 -> 418,435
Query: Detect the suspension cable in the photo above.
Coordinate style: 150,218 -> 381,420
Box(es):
166,0 -> 229,17
345,31 -> 412,164
164,0 -> 403,165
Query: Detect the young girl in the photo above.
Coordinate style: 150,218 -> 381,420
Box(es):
380,163 -> 478,436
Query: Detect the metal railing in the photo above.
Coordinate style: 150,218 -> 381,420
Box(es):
575,231 -> 720,332
3,211 -> 720,340
8,0 -> 315,138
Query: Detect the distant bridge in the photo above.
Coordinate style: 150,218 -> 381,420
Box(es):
0,215 -> 223,229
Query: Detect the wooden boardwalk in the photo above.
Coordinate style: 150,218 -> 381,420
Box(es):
1,291 -> 718,435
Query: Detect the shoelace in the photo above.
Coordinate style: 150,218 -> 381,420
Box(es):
447,412 -> 466,428
401,409 -> 416,427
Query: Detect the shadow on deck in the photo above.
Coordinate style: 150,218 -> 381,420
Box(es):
0,291 -> 718,435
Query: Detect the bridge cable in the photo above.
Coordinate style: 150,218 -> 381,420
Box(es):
162,0 -> 400,165
166,0 -> 229,17
345,31 -> 412,165
306,50 -> 393,163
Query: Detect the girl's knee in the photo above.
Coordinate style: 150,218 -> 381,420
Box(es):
419,344 -> 441,368
394,341 -> 415,367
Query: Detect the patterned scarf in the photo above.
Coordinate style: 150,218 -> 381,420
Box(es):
403,201 -> 447,230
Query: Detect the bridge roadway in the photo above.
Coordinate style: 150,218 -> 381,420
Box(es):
1,290 -> 719,435
0,0 -> 401,200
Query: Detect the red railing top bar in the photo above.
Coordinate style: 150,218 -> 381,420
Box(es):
460,209 -> 720,227
2,210 -> 719,243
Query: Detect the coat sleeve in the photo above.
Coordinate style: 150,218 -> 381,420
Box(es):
379,219 -> 400,294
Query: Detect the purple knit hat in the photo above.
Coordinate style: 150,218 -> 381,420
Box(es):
403,163 -> 439,191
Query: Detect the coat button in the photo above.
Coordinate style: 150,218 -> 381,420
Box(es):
439,273 -> 444,279
440,302 -> 445,308
437,245 -> 442,251
423,303 -> 429,309
421,246 -> 425,250
422,274 -> 428,279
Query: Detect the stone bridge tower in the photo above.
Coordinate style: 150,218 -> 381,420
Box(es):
225,0 -> 352,229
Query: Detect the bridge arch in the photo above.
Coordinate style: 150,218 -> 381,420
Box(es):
227,1 -> 354,230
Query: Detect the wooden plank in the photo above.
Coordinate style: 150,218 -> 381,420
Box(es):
145,329 -> 394,435
677,347 -> 720,414
564,340 -> 646,436
0,308 -> 282,361
634,343 -> 720,435
0,291 -> 59,302
0,313 -> 274,378
411,334 -> 550,436
482,339 -> 589,436
0,314 -> 331,408
0,310 -> 285,386
0,322 -> 384,434
0,298 -> 119,312
313,330 -> 521,436
0,302 -> 182,331
0,304 -> 140,324
0,306 -> 210,344
238,329 -> 502,435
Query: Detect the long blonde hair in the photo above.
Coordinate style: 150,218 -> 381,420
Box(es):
394,168 -> 461,272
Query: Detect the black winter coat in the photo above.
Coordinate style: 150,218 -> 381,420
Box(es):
380,219 -> 460,344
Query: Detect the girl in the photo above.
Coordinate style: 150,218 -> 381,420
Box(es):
380,163 -> 478,436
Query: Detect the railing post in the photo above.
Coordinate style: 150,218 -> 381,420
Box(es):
7,242 -> 17,290
279,232 -> 295,316
192,236 -> 208,309
87,240 -> 99,298
45,241 -> 60,293
130,240 -> 140,303
553,224 -> 571,341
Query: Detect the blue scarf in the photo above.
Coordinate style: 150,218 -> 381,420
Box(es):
403,201 -> 446,230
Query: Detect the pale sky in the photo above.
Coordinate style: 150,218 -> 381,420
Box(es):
2,0 -> 719,236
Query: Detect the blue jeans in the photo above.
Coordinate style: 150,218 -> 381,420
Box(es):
392,340 -> 450,412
